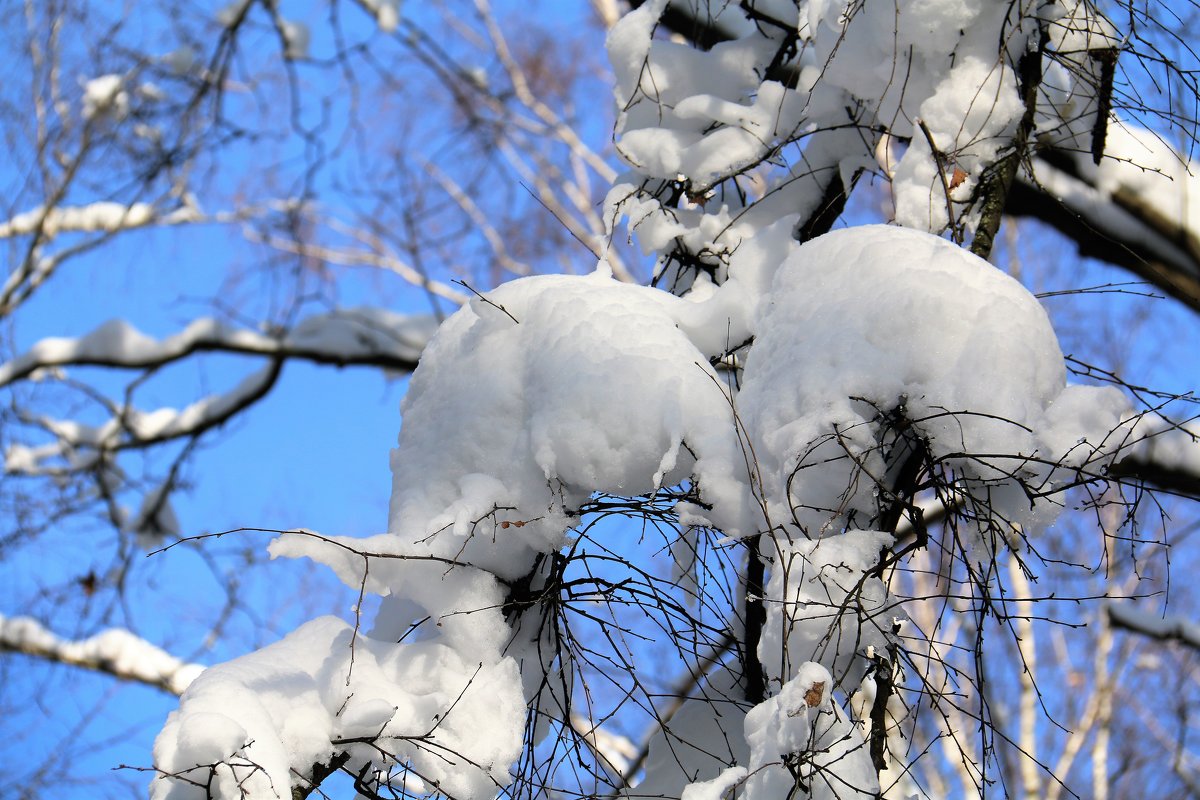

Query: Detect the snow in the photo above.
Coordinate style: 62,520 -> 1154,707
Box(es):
0,202 -> 168,238
692,224 -> 1127,542
1121,417 -> 1200,478
1029,115 -> 1200,272
1038,1 -> 1120,148
129,482 -> 182,548
5,363 -> 279,457
216,0 -> 252,28
892,55 -> 1024,231
569,714 -> 638,780
759,531 -> 895,689
152,616 -> 524,800
1107,602 -> 1200,649
1029,155 -> 1199,272
357,0 -> 402,33
165,47 -> 197,75
1088,123 -> 1200,244
634,665 -> 751,798
0,310 -> 436,390
680,766 -> 748,800
740,662 -> 877,800
275,273 -> 737,583
146,3 -> 1159,797
604,0 -> 1047,263
281,20 -> 310,60
152,221 -> 1134,797
0,310 -> 435,489
82,74 -> 129,121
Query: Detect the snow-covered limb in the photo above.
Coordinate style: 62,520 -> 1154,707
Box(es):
568,714 -> 638,784
1107,602 -> 1200,650
0,309 -> 435,390
136,2 -> 1198,798
3,306 -> 434,484
1094,415 -> 1200,499
1017,142 -> 1200,314
8,363 -> 282,479
0,197 -> 198,317
0,613 -> 204,696
352,0 -> 401,33
0,200 -> 201,240
152,223 -> 1135,799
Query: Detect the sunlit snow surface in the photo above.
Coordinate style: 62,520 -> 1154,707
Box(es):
153,222 -> 1128,799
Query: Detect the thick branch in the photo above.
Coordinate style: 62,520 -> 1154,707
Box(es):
1107,603 -> 1200,650
742,534 -> 766,704
627,0 -> 737,50
1010,152 -> 1200,314
797,170 -> 853,244
970,23 -> 1047,259
292,753 -> 352,800
1108,456 -> 1200,498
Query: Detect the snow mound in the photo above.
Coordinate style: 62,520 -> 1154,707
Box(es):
720,225 -> 1125,538
151,617 -> 523,800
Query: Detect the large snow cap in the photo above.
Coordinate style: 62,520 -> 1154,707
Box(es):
386,272 -> 732,578
729,224 -> 1072,536
756,224 -> 1065,419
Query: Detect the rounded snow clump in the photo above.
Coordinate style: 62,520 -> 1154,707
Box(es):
730,224 -> 1116,537
387,272 -> 731,579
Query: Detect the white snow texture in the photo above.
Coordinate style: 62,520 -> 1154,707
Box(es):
152,221 -> 1124,799
151,2 -> 1140,799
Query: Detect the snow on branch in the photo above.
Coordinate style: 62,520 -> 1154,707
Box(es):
1110,418 -> 1200,499
9,362 -> 284,475
1107,603 -> 1200,650
0,200 -> 201,240
151,223 -> 1141,800
640,1 -> 1200,314
0,198 -> 223,317
1019,141 -> 1200,314
138,2 -> 1199,798
2,309 -> 437,535
0,309 -> 437,389
0,613 -> 204,696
